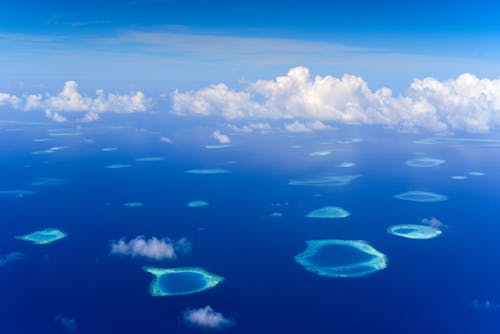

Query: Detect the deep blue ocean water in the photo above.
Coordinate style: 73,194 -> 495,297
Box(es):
1,117 -> 500,333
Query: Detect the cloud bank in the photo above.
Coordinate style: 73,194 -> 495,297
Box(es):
110,236 -> 190,260
184,305 -> 233,330
1,81 -> 150,123
173,66 -> 500,133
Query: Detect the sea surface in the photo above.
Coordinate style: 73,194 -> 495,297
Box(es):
1,117 -> 500,333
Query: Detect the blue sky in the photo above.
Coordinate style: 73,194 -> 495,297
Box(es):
2,0 -> 500,135
1,0 -> 500,88
1,0 -> 498,34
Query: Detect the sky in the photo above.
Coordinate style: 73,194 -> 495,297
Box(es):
1,0 -> 500,134
1,0 -> 500,86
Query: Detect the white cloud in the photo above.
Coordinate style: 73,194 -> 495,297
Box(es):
227,122 -> 271,133
110,236 -> 190,260
284,120 -> 332,133
0,81 -> 150,123
421,217 -> 446,229
45,110 -> 68,123
184,306 -> 233,330
284,121 -> 311,133
212,130 -> 231,144
160,136 -> 172,143
173,66 -> 500,133
0,93 -> 21,108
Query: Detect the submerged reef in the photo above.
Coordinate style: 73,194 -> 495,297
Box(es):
0,189 -> 37,198
394,191 -> 448,202
289,175 -> 361,187
337,162 -> 356,168
29,177 -> 65,186
135,157 -> 165,162
387,224 -> 442,239
187,201 -> 209,208
306,206 -> 350,218
405,157 -> 445,167
16,228 -> 67,244
310,150 -> 332,156
450,175 -> 468,180
143,267 -> 224,296
185,169 -> 230,174
338,138 -> 363,144
105,164 -> 131,169
205,145 -> 230,149
295,240 -> 387,278
123,202 -> 144,207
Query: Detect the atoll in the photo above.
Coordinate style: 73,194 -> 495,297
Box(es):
187,201 -> 209,208
295,239 -> 387,278
306,206 -> 350,218
387,224 -> 442,239
289,175 -> 361,187
143,267 -> 224,296
185,169 -> 230,174
16,228 -> 67,244
405,157 -> 445,167
394,191 -> 448,202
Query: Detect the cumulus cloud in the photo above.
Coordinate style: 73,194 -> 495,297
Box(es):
212,130 -> 231,144
421,217 -> 446,229
110,236 -> 190,260
160,136 -> 172,143
284,120 -> 332,133
184,306 -> 233,330
173,66 -> 500,133
227,122 -> 271,133
0,81 -> 150,123
0,93 -> 21,108
0,251 -> 24,267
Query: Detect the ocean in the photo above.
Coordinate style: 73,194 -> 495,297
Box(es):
1,116 -> 500,333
